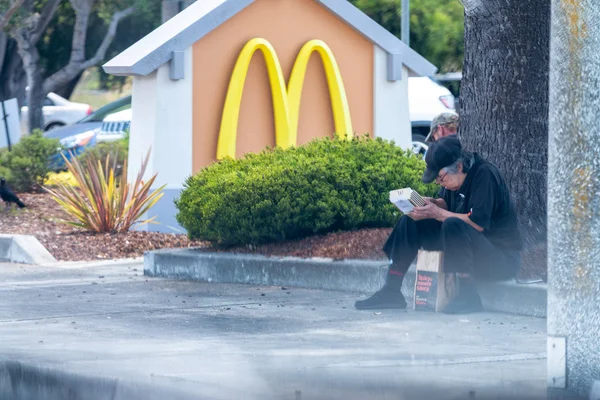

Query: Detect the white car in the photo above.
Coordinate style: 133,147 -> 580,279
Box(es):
20,92 -> 92,134
95,108 -> 132,143
408,76 -> 456,154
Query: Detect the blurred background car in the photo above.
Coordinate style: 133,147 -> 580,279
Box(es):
408,76 -> 456,155
95,108 -> 132,143
20,92 -> 92,134
45,95 -> 131,171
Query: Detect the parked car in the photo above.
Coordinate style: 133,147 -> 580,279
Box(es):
434,72 -> 462,99
95,108 -> 132,143
45,95 -> 132,171
20,92 -> 92,134
408,76 -> 456,155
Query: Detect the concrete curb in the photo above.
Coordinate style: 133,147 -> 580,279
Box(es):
144,248 -> 547,318
0,234 -> 56,265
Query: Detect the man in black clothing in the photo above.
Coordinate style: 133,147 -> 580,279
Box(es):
355,136 -> 523,314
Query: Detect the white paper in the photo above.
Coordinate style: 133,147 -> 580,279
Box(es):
391,199 -> 414,214
0,99 -> 22,149
389,188 -> 417,214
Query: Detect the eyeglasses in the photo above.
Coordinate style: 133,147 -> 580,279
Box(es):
436,169 -> 449,183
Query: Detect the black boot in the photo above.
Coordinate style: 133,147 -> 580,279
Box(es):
354,286 -> 407,310
355,269 -> 407,310
442,276 -> 483,314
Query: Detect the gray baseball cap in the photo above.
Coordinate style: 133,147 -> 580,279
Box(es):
425,112 -> 459,143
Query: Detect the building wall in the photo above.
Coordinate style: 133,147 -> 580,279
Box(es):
191,0 -> 374,172
373,46 -> 411,149
129,46 -> 193,232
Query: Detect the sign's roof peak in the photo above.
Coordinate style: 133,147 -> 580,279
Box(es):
103,0 -> 436,78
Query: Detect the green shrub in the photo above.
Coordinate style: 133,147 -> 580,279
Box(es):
0,165 -> 12,182
78,134 -> 128,178
175,135 -> 438,246
1,130 -> 61,192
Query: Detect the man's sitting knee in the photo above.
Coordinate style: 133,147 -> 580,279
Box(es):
442,217 -> 467,232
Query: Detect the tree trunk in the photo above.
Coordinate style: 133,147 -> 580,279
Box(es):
162,0 -> 196,23
52,71 -> 84,100
13,29 -> 44,132
459,0 -> 550,280
26,71 -> 45,132
0,38 -> 26,104
0,32 -> 7,80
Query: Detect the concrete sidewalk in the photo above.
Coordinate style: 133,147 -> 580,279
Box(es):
0,261 -> 549,400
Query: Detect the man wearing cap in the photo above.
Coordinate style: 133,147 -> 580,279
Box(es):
355,136 -> 523,314
425,112 -> 461,203
425,112 -> 460,144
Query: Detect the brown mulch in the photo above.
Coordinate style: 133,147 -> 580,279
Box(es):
0,193 -> 208,262
0,193 -> 389,263
0,193 -> 543,281
224,228 -> 390,261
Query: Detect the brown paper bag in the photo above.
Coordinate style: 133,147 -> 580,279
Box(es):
413,250 -> 458,312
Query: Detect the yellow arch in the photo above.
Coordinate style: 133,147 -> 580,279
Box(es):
216,38 -> 353,160
287,39 -> 354,145
217,39 -> 291,160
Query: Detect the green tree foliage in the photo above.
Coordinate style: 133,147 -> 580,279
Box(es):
350,0 -> 464,72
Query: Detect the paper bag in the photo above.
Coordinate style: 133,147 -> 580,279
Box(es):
414,250 -> 458,312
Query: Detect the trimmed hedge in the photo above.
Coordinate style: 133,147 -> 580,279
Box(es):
175,136 -> 438,246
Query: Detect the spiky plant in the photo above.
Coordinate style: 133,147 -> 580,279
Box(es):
44,148 -> 165,233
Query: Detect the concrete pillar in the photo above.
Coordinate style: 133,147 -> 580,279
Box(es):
548,0 -> 600,398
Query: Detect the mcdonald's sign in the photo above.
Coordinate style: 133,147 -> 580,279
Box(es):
217,38 -> 354,160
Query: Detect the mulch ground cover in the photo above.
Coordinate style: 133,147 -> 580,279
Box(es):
0,193 -> 544,281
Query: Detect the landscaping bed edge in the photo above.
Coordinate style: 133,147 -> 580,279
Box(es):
144,247 -> 547,318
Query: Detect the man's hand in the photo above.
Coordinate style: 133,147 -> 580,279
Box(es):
409,202 -> 448,221
423,197 -> 448,210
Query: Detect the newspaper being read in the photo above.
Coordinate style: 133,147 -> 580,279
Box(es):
389,188 -> 427,214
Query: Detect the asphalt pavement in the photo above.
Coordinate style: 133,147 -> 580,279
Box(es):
0,261 -> 547,400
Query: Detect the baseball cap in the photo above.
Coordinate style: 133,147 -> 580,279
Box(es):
425,112 -> 459,142
422,135 -> 462,184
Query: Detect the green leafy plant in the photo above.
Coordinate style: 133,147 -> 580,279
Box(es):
176,135 -> 438,246
44,148 -> 166,233
78,134 -> 129,178
1,130 -> 61,192
0,165 -> 13,183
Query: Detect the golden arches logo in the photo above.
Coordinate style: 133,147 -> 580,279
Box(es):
217,38 -> 354,160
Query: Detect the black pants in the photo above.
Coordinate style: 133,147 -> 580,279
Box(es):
383,216 -> 520,281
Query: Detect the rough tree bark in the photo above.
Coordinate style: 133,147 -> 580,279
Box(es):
12,13 -> 45,131
0,1 -> 27,102
0,37 -> 25,104
9,0 -> 61,131
459,0 -> 550,280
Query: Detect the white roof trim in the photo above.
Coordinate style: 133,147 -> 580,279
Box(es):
103,0 -> 437,80
103,0 -> 254,76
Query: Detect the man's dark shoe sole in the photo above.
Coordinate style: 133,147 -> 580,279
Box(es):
354,296 -> 407,310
